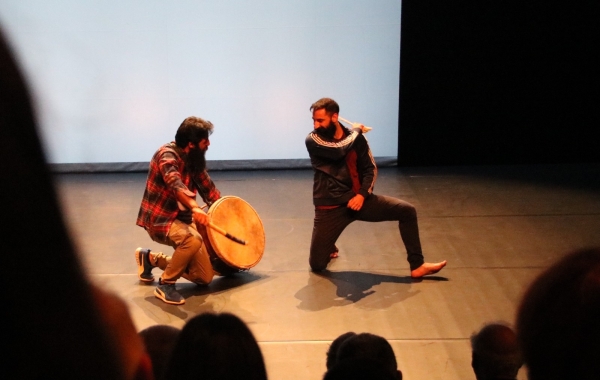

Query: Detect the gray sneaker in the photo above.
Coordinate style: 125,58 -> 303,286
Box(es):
135,247 -> 155,282
154,280 -> 185,305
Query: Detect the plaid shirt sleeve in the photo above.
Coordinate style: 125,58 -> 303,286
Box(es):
158,151 -> 194,196
194,169 -> 221,206
136,146 -> 194,240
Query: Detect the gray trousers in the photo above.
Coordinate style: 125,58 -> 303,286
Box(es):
309,193 -> 425,272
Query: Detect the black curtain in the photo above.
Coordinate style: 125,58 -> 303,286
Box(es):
398,1 -> 599,166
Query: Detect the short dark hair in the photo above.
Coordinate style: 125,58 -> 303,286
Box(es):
163,312 -> 267,380
470,322 -> 523,380
326,332 -> 357,370
324,359 -> 400,380
174,116 -> 214,148
139,325 -> 181,380
516,247 -> 600,380
336,333 -> 398,376
310,98 -> 339,115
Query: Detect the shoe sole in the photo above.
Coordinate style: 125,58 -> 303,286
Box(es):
154,287 -> 185,305
135,247 -> 154,283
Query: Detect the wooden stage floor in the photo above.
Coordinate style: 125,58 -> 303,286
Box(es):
54,163 -> 600,380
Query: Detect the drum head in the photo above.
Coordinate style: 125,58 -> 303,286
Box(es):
206,196 -> 265,270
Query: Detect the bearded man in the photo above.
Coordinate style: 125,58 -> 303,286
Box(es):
305,98 -> 446,277
135,116 -> 221,305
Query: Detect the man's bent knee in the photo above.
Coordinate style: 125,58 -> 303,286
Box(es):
178,233 -> 203,253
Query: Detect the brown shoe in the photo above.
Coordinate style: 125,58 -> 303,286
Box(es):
411,260 -> 447,278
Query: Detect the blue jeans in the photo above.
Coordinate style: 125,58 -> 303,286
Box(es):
309,193 -> 425,271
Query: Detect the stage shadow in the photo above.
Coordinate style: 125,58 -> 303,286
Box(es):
296,270 -> 448,311
180,271 -> 265,297
142,271 -> 266,320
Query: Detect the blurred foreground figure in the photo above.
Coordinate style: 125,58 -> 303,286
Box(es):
0,26 -> 125,379
516,248 -> 600,380
470,322 -> 523,380
163,312 -> 268,380
323,332 -> 402,380
325,331 -> 357,370
139,324 -> 181,380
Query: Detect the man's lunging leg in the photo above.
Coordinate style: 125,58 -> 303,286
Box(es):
356,194 -> 446,277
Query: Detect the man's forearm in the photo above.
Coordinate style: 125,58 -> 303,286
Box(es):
175,189 -> 202,211
305,128 -> 361,160
175,188 -> 210,226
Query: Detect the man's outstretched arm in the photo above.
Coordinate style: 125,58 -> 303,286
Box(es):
305,127 -> 362,160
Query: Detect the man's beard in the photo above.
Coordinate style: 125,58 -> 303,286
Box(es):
315,122 -> 337,139
184,146 -> 207,176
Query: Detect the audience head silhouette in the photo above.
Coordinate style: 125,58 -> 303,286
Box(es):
324,359 -> 401,380
470,322 -> 523,380
139,324 -> 181,380
516,247 -> 600,380
92,286 -> 154,380
326,331 -> 357,370
163,312 -> 268,380
325,332 -> 401,380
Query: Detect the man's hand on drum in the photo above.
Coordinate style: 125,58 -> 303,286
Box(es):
192,207 -> 210,226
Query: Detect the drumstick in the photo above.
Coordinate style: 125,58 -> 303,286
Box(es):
338,116 -> 372,132
208,222 -> 247,245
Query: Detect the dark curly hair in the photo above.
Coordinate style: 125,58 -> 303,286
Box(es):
175,116 -> 214,148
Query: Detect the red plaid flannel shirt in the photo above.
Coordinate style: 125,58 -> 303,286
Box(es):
136,142 -> 220,240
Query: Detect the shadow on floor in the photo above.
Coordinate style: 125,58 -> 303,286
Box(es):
139,272 -> 267,320
295,270 -> 448,311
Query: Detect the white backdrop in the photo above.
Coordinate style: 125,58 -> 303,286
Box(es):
0,0 -> 400,164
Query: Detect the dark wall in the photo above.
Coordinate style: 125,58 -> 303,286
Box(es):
398,1 -> 599,166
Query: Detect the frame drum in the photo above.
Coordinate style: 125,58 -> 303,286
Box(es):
198,196 -> 265,275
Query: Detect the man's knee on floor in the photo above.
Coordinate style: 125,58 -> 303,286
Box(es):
309,255 -> 329,272
194,276 -> 213,285
187,263 -> 214,285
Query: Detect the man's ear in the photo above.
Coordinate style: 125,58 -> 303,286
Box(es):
331,113 -> 339,123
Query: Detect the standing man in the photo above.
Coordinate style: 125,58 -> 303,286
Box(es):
135,116 -> 221,305
305,98 -> 446,277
